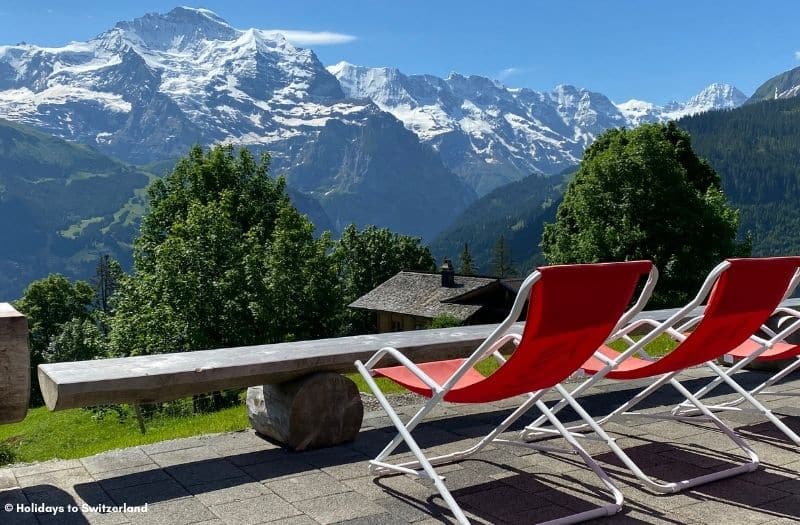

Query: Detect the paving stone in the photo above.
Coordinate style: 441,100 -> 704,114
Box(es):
332,512 -> 410,525
17,466 -> 93,493
125,496 -> 216,525
147,446 -> 221,468
458,484 -> 552,520
0,468 -> 17,490
238,456 -> 316,482
343,472 -> 435,501
196,430 -> 277,454
138,439 -> 206,456
292,491 -> 386,524
265,471 -> 350,502
693,477 -> 789,507
92,466 -> 172,491
81,448 -> 154,475
105,479 -> 189,507
226,447 -> 294,467
210,494 -> 300,524
13,459 -> 83,478
266,517 -> 318,525
672,499 -> 776,524
186,476 -> 270,507
164,458 -> 246,487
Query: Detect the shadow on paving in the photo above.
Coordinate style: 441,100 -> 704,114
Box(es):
0,485 -> 90,525
593,441 -> 800,522
734,412 -> 800,451
377,460 -> 687,525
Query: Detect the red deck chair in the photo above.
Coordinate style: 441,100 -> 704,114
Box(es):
522,257 -> 800,494
670,272 -> 800,444
355,261 -> 657,525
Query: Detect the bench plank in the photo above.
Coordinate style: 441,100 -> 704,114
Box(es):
38,324 -> 502,410
37,299 -> 800,411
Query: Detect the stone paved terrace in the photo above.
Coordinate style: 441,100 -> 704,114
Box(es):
4,367 -> 800,525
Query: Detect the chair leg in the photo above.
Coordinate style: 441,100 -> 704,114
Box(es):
698,361 -> 800,446
358,364 -> 471,524
376,391 -> 548,474
532,398 -> 623,524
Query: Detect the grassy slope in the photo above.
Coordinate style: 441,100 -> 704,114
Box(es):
0,404 -> 249,464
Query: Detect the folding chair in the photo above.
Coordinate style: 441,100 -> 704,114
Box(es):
355,261 -> 657,525
522,257 -> 800,494
671,271 -> 800,444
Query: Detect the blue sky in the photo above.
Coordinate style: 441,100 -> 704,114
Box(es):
1,1 -> 797,104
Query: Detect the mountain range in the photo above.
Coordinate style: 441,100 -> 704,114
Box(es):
0,8 -> 746,203
6,6 -> 799,299
331,63 -> 747,193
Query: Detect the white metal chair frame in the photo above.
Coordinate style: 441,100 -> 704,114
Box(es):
355,265 -> 658,525
670,270 -> 800,444
521,260 -> 786,494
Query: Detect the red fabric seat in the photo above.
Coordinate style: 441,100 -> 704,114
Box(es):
578,257 -> 800,380
376,260 -> 653,403
726,339 -> 800,361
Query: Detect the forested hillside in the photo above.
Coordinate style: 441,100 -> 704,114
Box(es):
0,119 -> 153,299
430,171 -> 569,272
677,97 -> 800,254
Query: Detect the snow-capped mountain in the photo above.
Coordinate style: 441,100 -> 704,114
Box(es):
330,61 -> 629,194
617,83 -> 747,125
329,62 -> 745,194
0,6 -> 748,217
0,7 -> 356,163
747,66 -> 800,103
0,7 -> 475,239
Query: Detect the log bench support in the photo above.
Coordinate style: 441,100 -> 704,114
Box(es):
247,373 -> 363,451
0,303 -> 29,424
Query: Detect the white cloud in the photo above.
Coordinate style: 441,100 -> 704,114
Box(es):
263,29 -> 357,46
497,67 -> 524,80
794,50 -> 800,60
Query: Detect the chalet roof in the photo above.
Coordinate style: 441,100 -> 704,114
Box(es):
348,272 -> 498,321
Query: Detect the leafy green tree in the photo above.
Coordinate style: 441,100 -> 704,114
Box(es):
541,122 -> 750,306
333,224 -> 435,335
490,235 -> 517,278
110,145 -> 339,357
458,243 -> 476,276
44,318 -> 107,364
14,274 -> 94,405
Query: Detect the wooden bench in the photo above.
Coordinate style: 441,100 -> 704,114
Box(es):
34,298 -> 800,448
0,303 -> 29,424
39,323 -> 515,450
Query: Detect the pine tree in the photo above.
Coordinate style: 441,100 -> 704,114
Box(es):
458,243 -> 476,276
490,235 -> 517,278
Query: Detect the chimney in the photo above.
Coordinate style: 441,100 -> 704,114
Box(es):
441,258 -> 455,287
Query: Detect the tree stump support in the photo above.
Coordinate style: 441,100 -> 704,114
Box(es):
247,372 -> 363,451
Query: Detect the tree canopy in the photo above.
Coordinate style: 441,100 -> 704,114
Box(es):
109,145 -> 340,356
541,123 -> 749,306
333,224 -> 435,335
14,274 -> 95,404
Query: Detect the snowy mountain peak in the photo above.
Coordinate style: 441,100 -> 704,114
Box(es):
109,7 -> 238,52
685,83 -> 747,111
616,83 -> 747,125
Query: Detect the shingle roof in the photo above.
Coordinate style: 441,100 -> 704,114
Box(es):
348,271 -> 497,321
